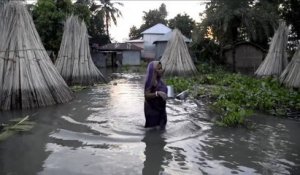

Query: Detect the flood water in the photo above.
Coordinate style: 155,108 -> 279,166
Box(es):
0,72 -> 299,175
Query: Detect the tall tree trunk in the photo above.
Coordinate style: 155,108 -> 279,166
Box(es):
232,44 -> 236,72
105,12 -> 109,36
231,28 -> 238,72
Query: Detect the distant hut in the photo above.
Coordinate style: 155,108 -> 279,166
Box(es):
160,29 -> 197,76
99,43 -> 142,66
55,15 -> 106,86
126,38 -> 144,50
280,45 -> 300,88
0,2 -> 73,110
223,42 -> 266,74
255,22 -> 289,77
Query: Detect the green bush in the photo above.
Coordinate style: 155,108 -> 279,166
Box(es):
165,76 -> 192,93
169,63 -> 300,127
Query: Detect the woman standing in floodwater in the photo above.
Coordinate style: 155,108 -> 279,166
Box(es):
144,61 -> 168,130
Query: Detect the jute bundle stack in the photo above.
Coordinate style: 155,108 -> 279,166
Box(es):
55,15 -> 106,85
0,1 -> 73,110
255,22 -> 289,77
280,45 -> 300,88
160,29 -> 197,76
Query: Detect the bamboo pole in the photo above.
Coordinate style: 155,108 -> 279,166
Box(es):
0,2 -> 73,110
55,15 -> 106,86
160,29 -> 197,76
255,22 -> 289,77
280,45 -> 300,88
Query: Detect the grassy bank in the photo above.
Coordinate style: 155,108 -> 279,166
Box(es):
166,63 -> 300,127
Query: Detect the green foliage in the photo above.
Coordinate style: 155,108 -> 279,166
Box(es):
213,99 -> 253,127
280,0 -> 300,52
165,77 -> 192,93
129,25 -> 140,40
32,0 -> 73,54
190,37 -> 220,63
123,65 -> 130,72
280,0 -> 300,38
168,13 -> 195,38
70,85 -> 88,92
89,10 -> 110,45
141,3 -> 168,28
170,63 -> 300,127
32,0 -> 111,55
199,0 -> 278,48
73,3 -> 91,26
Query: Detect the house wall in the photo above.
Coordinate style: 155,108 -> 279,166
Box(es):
122,51 -> 141,65
225,44 -> 264,73
155,42 -> 167,60
143,34 -> 165,59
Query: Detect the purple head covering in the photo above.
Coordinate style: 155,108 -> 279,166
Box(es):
144,61 -> 167,93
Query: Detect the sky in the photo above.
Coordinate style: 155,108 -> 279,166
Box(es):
25,0 -> 208,42
109,0 -> 207,42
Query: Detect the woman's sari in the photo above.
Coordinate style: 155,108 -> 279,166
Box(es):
144,61 -> 168,129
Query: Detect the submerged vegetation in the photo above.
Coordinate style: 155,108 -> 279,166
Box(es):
166,63 -> 300,127
0,116 -> 35,141
70,85 -> 89,92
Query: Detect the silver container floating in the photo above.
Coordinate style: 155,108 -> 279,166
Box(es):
167,85 -> 174,98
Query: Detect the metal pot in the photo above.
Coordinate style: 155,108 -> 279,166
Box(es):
167,85 -> 174,98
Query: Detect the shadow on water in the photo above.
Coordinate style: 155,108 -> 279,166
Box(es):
142,129 -> 170,175
0,72 -> 300,175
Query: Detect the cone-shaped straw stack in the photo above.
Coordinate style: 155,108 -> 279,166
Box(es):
280,45 -> 300,88
255,22 -> 289,77
0,1 -> 73,111
160,29 -> 197,76
55,15 -> 106,86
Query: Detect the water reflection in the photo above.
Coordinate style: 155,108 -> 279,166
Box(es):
142,129 -> 170,175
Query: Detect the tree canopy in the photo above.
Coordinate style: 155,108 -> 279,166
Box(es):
168,13 -> 195,38
31,0 -> 115,58
200,0 -> 279,48
32,0 -> 71,54
129,3 -> 168,39
93,0 -> 123,37
280,0 -> 300,52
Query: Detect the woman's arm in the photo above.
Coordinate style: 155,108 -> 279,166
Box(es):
144,90 -> 158,99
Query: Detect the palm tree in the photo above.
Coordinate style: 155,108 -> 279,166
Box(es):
99,0 -> 123,37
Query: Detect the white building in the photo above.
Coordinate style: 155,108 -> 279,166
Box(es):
126,23 -> 191,61
140,23 -> 171,60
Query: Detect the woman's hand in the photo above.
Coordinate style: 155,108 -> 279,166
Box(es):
157,91 -> 167,100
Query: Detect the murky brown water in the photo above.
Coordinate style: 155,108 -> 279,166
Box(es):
0,73 -> 299,175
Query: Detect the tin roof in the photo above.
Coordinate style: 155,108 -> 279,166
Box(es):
99,43 -> 142,51
126,38 -> 144,43
141,23 -> 171,34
